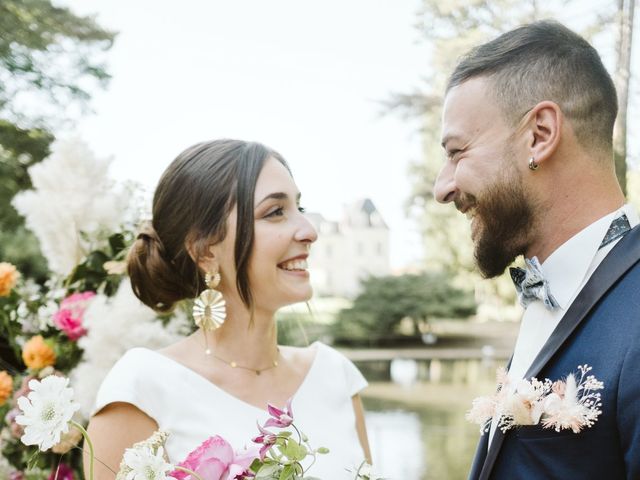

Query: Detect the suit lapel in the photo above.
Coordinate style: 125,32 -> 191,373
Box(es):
476,224 -> 640,480
524,224 -> 640,381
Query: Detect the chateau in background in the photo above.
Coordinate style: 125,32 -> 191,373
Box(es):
307,198 -> 390,298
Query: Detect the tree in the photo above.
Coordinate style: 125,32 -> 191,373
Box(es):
0,121 -> 53,281
335,273 -> 476,345
0,1 -> 115,279
0,0 -> 115,127
613,0 -> 637,195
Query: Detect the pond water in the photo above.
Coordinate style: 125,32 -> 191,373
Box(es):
358,358 -> 506,480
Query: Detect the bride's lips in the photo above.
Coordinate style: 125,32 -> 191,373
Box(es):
277,254 -> 310,277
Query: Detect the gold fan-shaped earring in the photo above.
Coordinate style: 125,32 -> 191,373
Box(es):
192,271 -> 226,354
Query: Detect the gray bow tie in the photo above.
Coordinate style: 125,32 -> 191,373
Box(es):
510,257 -> 560,310
510,213 -> 632,311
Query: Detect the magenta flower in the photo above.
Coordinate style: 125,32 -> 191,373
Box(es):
264,398 -> 294,428
171,435 -> 256,480
251,423 -> 278,460
52,291 -> 95,340
48,463 -> 74,480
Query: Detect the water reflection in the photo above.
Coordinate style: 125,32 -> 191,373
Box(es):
364,398 -> 480,480
359,358 -> 506,480
365,409 -> 424,479
359,357 -> 503,385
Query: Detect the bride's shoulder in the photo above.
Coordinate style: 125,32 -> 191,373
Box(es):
281,341 -> 349,368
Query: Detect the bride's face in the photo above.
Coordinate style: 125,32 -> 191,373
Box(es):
215,157 -> 317,314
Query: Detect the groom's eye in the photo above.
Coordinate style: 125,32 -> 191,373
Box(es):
447,149 -> 461,159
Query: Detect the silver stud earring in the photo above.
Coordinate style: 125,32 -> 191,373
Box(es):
528,157 -> 539,171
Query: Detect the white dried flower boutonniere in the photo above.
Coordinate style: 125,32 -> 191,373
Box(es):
467,364 -> 604,434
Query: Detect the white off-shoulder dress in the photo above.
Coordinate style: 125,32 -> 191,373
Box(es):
94,341 -> 368,479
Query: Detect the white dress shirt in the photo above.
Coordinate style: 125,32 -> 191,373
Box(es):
488,204 -> 640,446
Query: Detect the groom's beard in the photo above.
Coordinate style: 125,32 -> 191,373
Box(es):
463,172 -> 535,279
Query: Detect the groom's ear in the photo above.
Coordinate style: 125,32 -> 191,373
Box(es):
526,101 -> 562,167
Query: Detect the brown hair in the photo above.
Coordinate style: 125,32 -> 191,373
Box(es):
127,139 -> 289,312
447,20 -> 618,154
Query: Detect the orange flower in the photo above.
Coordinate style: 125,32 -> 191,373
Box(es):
0,370 -> 13,406
0,262 -> 20,297
22,335 -> 56,370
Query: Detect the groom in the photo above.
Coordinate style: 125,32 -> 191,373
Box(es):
434,21 -> 640,479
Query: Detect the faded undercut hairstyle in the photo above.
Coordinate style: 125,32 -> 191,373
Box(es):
127,139 -> 289,313
447,20 -> 618,155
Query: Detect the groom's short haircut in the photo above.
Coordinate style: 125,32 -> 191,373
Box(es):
447,20 -> 618,155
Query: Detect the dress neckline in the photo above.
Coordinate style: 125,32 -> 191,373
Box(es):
137,341 -> 323,414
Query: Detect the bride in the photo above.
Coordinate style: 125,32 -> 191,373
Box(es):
86,139 -> 371,479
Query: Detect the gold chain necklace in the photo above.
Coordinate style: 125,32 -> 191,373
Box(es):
198,331 -> 280,375
209,349 -> 280,375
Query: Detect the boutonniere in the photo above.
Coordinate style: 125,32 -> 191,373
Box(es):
467,364 -> 604,434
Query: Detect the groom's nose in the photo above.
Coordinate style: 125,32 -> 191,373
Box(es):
434,161 -> 457,204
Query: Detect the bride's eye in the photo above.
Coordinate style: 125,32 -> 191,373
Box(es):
264,207 -> 285,218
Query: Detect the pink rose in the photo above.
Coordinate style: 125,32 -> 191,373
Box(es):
172,436 -> 257,480
48,463 -> 74,480
53,292 -> 95,340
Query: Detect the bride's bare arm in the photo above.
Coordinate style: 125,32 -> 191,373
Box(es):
84,402 -> 158,479
352,394 -> 372,464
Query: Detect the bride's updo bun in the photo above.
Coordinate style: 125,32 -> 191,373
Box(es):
127,221 -> 193,312
127,139 -> 289,313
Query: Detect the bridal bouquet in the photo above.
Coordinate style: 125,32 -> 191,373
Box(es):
14,375 -> 379,480
0,140 -> 189,479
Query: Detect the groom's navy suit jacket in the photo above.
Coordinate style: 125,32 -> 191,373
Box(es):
469,225 -> 640,480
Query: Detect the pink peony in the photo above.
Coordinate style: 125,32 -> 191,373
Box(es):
172,436 -> 257,480
52,292 -> 95,340
48,463 -> 74,480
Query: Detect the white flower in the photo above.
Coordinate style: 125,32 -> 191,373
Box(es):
541,372 -> 603,433
37,300 -> 59,330
466,395 -> 496,433
15,375 -> 80,451
470,365 -> 604,435
12,138 -> 133,276
122,446 -> 173,480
